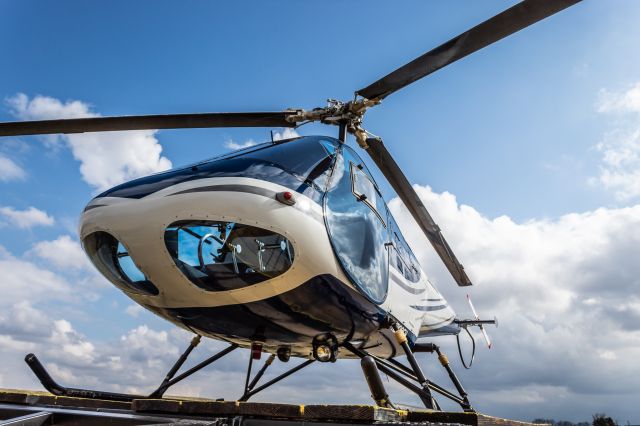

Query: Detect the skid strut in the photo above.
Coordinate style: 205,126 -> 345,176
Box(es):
239,344 -> 315,401
413,342 -> 472,410
344,324 -> 474,412
391,324 -> 435,409
360,356 -> 393,408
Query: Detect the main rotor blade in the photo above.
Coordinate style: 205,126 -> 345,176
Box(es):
0,111 -> 297,137
356,0 -> 581,101
365,137 -> 471,286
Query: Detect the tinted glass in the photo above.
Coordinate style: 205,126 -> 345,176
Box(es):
165,220 -> 294,291
97,137 -> 338,201
388,216 -> 421,283
324,145 -> 389,303
83,231 -> 159,295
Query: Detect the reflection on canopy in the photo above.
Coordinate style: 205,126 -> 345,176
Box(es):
324,145 -> 389,303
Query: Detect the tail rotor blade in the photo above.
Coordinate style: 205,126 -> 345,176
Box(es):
467,294 -> 492,348
467,294 -> 479,319
479,325 -> 492,349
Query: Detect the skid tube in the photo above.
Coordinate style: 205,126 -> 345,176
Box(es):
24,337 -> 239,402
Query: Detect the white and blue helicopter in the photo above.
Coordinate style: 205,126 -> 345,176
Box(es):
0,0 -> 580,412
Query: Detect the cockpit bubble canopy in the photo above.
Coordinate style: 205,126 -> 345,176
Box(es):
96,136 -> 339,201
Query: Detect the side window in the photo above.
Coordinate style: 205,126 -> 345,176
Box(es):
350,162 -> 386,226
390,227 -> 421,283
83,231 -> 159,296
164,221 -> 294,292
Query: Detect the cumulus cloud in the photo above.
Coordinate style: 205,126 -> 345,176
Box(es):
0,206 -> 54,229
598,83 -> 640,114
5,93 -> 172,191
0,154 -> 26,182
0,246 -> 72,303
389,185 -> 640,418
224,128 -> 300,150
29,235 -> 91,270
224,139 -> 257,150
124,304 -> 144,318
272,128 -> 300,141
594,82 -> 640,200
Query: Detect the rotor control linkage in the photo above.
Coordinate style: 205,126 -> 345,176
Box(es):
413,342 -> 473,412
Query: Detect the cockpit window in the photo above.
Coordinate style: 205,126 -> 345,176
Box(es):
83,231 -> 159,296
388,218 -> 421,283
165,220 -> 294,292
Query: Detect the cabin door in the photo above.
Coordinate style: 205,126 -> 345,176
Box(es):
323,145 -> 389,304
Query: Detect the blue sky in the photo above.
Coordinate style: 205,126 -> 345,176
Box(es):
2,1 -> 640,423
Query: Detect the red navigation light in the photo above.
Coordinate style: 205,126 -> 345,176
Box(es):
276,191 -> 296,206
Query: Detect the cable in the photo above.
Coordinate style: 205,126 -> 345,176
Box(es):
456,326 -> 476,369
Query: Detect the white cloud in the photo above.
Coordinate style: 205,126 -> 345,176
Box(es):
272,128 -> 300,141
0,155 -> 26,182
29,235 -> 91,270
595,82 -> 640,200
224,139 -> 257,150
0,252 -> 71,303
389,185 -> 640,416
224,128 -> 300,151
125,304 -> 144,318
6,93 -> 172,191
52,319 -> 95,362
0,206 -> 54,229
598,83 -> 640,114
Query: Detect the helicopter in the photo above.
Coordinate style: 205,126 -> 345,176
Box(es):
0,0 -> 581,413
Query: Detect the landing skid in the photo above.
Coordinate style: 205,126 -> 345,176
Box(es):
24,328 -> 473,412
25,336 -> 313,404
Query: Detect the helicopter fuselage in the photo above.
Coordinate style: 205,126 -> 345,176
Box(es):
79,136 -> 456,359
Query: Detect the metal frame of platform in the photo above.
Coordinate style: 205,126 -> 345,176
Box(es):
0,389 -> 544,426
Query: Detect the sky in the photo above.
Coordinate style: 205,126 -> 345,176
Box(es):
1,0 -> 640,423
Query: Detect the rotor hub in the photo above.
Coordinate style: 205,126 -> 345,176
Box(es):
285,97 -> 380,148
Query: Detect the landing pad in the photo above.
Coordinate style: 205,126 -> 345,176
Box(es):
0,388 -> 542,426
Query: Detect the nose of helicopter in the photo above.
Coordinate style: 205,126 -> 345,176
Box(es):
79,176 -> 341,309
